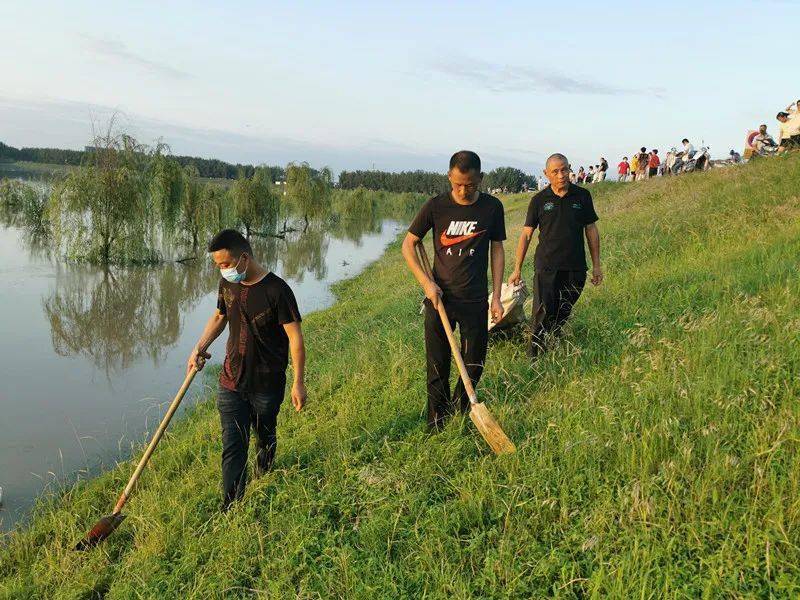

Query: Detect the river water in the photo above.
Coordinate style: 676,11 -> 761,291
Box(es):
0,211 -> 403,532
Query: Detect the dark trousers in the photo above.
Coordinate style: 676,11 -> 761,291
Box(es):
424,299 -> 488,429
531,270 -> 586,355
216,374 -> 285,508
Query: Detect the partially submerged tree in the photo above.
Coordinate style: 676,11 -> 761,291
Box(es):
49,131 -> 157,264
285,162 -> 332,229
149,144 -> 185,235
230,167 -> 278,238
179,164 -> 204,251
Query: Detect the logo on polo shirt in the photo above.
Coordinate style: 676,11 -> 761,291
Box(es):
440,221 -> 485,247
544,202 -> 555,211
572,202 -> 581,209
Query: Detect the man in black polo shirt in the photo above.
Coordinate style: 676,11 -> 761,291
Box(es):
187,229 -> 307,509
508,153 -> 603,356
401,150 -> 506,430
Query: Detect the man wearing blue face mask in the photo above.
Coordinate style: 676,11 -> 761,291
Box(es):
187,229 -> 306,510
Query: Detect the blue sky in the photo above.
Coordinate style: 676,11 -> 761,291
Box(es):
2,0 -> 798,174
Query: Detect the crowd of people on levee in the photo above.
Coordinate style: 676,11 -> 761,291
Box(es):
551,97 -> 800,190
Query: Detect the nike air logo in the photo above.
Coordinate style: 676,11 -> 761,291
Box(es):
440,221 -> 485,247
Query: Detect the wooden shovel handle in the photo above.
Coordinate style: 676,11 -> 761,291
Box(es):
415,242 -> 478,405
113,367 -> 197,513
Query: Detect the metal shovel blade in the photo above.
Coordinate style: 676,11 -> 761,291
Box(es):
74,513 -> 126,550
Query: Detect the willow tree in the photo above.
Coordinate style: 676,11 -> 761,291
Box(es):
230,167 -> 278,238
178,164 -> 204,251
285,162 -> 332,230
149,146 -> 185,235
49,133 -> 157,264
199,184 -> 233,242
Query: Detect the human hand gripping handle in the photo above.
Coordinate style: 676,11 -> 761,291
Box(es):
187,347 -> 211,376
423,278 -> 443,309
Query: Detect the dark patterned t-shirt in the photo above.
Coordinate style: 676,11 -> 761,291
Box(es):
216,272 -> 301,392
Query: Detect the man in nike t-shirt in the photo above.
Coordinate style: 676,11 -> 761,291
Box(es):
401,150 -> 506,430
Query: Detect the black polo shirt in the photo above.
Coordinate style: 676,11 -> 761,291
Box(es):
524,184 -> 598,271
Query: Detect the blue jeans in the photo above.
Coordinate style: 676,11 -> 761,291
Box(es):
217,374 -> 286,508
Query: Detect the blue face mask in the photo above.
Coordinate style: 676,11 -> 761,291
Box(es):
220,254 -> 247,283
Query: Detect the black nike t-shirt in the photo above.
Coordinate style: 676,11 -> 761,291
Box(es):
525,184 -> 598,271
409,191 -> 506,304
216,272 -> 302,392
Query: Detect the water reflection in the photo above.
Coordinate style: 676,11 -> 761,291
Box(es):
39,213 -> 386,374
279,226 -> 329,281
43,263 -> 218,373
0,203 -> 51,261
330,212 -> 382,244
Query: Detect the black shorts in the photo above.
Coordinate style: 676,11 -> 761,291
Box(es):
648,167 -> 658,177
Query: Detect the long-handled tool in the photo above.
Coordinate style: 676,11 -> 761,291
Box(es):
415,242 -> 516,455
75,367 -> 198,550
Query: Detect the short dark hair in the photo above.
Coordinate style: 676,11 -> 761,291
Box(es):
640,147 -> 646,152
623,156 -> 628,160
207,229 -> 252,256
682,138 -> 689,144
652,149 -> 658,154
449,150 -> 481,173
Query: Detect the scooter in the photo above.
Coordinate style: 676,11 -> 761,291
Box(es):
692,146 -> 711,172
673,146 -> 711,174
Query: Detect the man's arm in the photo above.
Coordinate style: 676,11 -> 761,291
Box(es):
283,321 -> 306,411
187,310 -> 227,374
585,223 -> 603,286
490,240 -> 505,323
401,232 -> 442,308
508,226 -> 535,285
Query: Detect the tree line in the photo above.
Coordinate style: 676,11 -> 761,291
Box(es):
0,140 -> 282,182
338,166 -> 535,194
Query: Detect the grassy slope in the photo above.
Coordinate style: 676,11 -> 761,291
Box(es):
2,156 -> 800,598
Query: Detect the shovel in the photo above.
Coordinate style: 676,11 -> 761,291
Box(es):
75,366 -> 197,550
414,242 -> 516,455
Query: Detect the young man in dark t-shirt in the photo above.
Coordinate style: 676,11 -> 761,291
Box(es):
401,150 -> 506,429
187,229 -> 306,509
508,153 -> 603,356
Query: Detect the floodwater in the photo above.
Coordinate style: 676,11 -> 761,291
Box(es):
0,211 -> 403,532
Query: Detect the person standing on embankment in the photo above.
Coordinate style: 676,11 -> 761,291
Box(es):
508,153 -> 603,357
401,150 -> 506,430
187,229 -> 307,510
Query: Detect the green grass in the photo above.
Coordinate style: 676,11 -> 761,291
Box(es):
2,156 -> 800,598
0,160 -> 77,180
